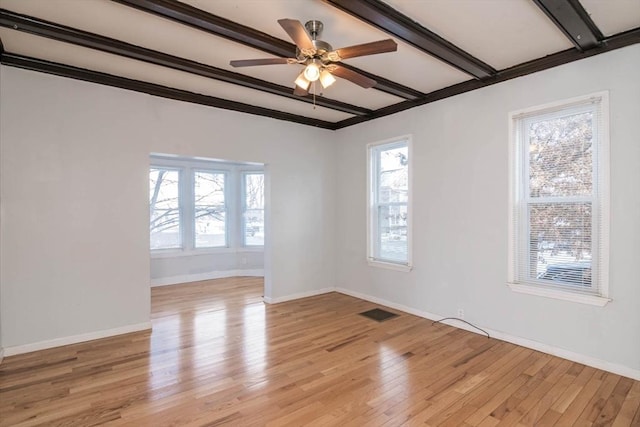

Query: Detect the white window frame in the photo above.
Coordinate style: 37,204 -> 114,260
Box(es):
242,171 -> 265,247
367,136 -> 412,272
149,166 -> 183,251
508,92 -> 610,306
150,155 -> 264,257
193,169 -> 228,249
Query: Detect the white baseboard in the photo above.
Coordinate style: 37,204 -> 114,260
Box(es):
4,284 -> 636,380
151,269 -> 264,287
263,287 -> 334,304
335,287 -> 640,381
2,322 -> 152,357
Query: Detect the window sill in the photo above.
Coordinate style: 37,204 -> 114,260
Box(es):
151,247 -> 263,259
508,283 -> 611,306
368,259 -> 412,272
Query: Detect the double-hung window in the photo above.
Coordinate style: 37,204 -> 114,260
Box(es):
194,171 -> 226,248
149,167 -> 182,250
243,172 -> 265,246
509,93 -> 609,305
368,137 -> 411,270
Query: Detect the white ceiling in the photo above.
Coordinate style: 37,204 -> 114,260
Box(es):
384,0 -> 574,69
0,0 -> 638,128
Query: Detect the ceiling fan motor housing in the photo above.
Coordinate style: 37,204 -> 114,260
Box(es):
296,20 -> 334,62
305,20 -> 323,38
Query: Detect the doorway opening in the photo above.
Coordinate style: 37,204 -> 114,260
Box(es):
148,153 -> 267,297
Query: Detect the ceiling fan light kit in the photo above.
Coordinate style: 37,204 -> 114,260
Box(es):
294,72 -> 311,90
295,64 -> 336,91
319,69 -> 336,88
230,18 -> 397,97
303,60 -> 321,81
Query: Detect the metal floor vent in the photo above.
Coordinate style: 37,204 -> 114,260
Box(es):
359,308 -> 398,322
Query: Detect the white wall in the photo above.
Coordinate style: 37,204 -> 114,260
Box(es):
334,44 -> 640,373
0,66 -> 336,350
135,90 -> 337,300
0,64 -> 3,359
1,44 -> 637,375
150,251 -> 264,286
1,68 -> 153,351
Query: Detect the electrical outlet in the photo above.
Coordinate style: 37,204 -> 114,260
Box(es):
241,257 -> 247,265
457,308 -> 464,319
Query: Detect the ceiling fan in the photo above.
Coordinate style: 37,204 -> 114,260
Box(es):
230,19 -> 397,95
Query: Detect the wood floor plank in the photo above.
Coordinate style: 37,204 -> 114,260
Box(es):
595,377 -> 636,426
574,372 -> 622,425
612,380 -> 640,427
420,347 -> 541,425
493,356 -> 567,426
0,277 -> 638,426
517,361 -> 584,425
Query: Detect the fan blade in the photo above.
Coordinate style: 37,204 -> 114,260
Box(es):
331,39 -> 397,60
278,19 -> 315,52
293,85 -> 309,96
230,58 -> 291,67
330,65 -> 377,88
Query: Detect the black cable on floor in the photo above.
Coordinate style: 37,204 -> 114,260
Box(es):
432,317 -> 490,339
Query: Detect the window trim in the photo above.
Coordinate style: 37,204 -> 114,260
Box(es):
366,135 -> 413,271
507,92 -> 610,306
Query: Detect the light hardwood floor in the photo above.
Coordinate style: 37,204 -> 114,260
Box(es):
1,277 -> 639,426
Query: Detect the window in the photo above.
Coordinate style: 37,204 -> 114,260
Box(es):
367,137 -> 411,270
243,172 -> 265,246
509,93 -> 609,305
194,171 -> 226,248
149,168 -> 181,250
149,156 -> 263,253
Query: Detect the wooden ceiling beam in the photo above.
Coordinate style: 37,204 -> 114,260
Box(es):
323,0 -> 497,79
533,0 -> 603,51
0,9 -> 370,116
0,52 -> 337,129
336,27 -> 640,129
112,0 -> 423,100
116,0 -> 295,57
